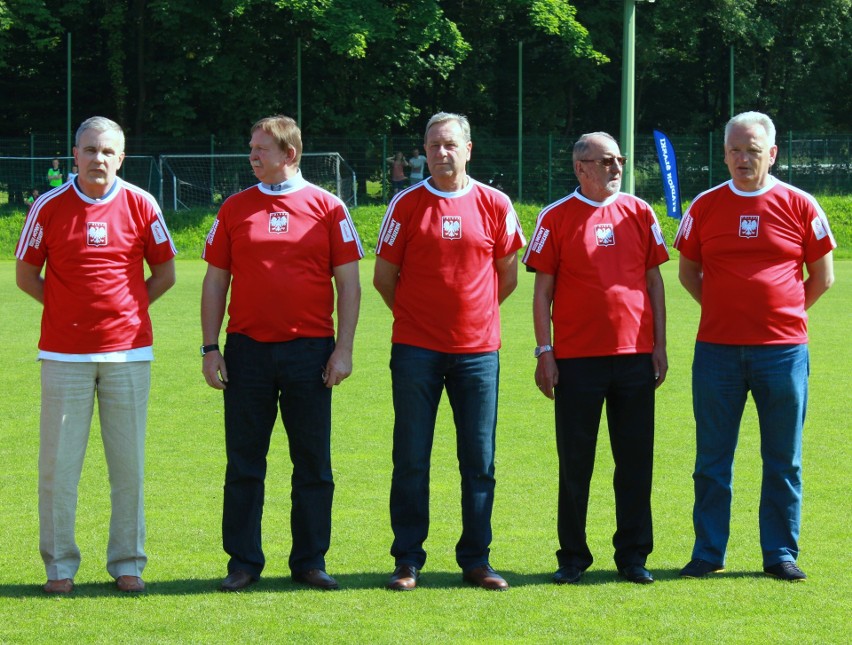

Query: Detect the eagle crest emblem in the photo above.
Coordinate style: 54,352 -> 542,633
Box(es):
442,216 -> 462,239
87,222 -> 108,247
739,215 -> 759,238
269,212 -> 289,234
594,223 -> 615,246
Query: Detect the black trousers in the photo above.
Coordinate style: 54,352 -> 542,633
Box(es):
553,354 -> 655,570
221,333 -> 335,577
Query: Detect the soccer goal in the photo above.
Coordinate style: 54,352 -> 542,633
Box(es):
160,152 -> 357,211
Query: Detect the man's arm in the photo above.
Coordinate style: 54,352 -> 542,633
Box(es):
146,258 -> 176,304
804,252 -> 834,310
678,255 -> 703,305
495,251 -> 519,304
646,265 -> 668,388
533,271 -> 558,399
324,261 -> 361,388
200,265 -> 231,390
373,257 -> 400,310
16,260 -> 44,304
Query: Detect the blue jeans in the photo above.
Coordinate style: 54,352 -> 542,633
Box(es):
222,333 -> 335,577
388,344 -> 499,571
690,342 -> 809,567
553,355 -> 655,571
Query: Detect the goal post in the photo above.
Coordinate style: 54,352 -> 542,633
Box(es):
160,152 -> 357,211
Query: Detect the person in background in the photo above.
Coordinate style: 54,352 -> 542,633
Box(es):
46,158 -> 63,190
675,111 -> 836,582
523,132 -> 668,585
387,151 -> 409,195
15,116 -> 177,594
374,112 -> 525,592
201,114 -> 363,592
408,147 -> 427,185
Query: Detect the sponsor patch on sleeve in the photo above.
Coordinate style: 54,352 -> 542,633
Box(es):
340,219 -> 354,243
506,210 -> 517,236
811,215 -> 827,240
151,221 -> 168,244
651,222 -> 664,246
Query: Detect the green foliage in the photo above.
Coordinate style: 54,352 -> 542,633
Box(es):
0,259 -> 849,642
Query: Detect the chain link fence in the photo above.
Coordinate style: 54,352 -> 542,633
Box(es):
2,131 -> 849,209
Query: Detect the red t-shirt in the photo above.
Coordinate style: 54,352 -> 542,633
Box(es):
15,178 -> 177,353
203,175 -> 364,342
523,190 -> 669,358
375,179 -> 526,353
674,178 -> 836,344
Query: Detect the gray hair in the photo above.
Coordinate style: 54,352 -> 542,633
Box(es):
75,116 -> 125,151
725,111 -> 776,147
424,112 -> 471,143
573,132 -> 619,162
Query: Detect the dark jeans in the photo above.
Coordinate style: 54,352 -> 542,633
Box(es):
389,344 -> 499,571
553,354 -> 655,571
222,333 -> 334,577
690,342 -> 808,567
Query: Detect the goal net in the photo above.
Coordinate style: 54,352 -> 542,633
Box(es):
161,152 -> 357,211
0,156 -> 160,206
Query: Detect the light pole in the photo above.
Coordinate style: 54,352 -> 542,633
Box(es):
620,0 -> 654,195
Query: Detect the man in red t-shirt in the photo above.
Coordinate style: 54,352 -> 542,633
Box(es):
201,115 -> 363,592
374,112 -> 525,591
675,111 -> 835,582
16,116 -> 177,595
523,132 -> 668,586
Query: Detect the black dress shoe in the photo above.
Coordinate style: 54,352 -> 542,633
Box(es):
619,564 -> 654,584
463,565 -> 509,590
387,564 -> 419,591
553,565 -> 584,585
293,568 -> 339,590
220,570 -> 257,592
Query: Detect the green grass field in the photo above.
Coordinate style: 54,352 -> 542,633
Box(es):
0,256 -> 849,643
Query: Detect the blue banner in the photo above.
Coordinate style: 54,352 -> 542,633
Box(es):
653,129 -> 682,219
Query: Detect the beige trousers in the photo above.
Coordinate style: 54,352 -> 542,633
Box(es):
39,360 -> 150,581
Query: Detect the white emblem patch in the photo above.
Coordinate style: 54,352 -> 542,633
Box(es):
151,221 -> 168,244
651,222 -> 664,246
87,222 -> 108,247
506,210 -> 517,236
340,219 -> 354,243
269,212 -> 289,234
812,216 -> 828,240
442,216 -> 462,239
739,215 -> 759,238
595,223 -> 615,246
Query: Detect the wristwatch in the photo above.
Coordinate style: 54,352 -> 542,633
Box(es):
200,344 -> 220,356
534,344 -> 553,358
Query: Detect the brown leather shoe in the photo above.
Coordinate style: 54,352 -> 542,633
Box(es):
293,568 -> 339,590
463,565 -> 509,590
43,578 -> 74,594
116,575 -> 146,592
387,564 -> 419,591
220,570 -> 257,592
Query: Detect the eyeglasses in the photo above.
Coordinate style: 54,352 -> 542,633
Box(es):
578,156 -> 627,168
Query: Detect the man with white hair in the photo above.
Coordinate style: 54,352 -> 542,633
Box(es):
16,116 -> 177,594
675,111 -> 836,582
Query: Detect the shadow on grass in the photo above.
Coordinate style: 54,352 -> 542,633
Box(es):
0,568 -> 773,598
